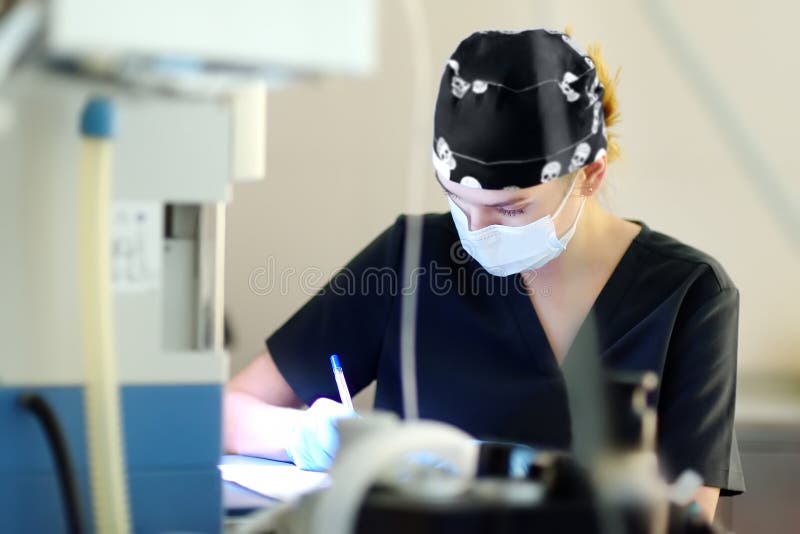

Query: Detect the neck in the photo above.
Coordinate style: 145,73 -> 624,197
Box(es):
530,198 -> 613,278
571,198 -> 615,253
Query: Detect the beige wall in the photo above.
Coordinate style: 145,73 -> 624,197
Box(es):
224,0 -> 800,385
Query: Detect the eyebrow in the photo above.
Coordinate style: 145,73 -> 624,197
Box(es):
438,182 -> 530,207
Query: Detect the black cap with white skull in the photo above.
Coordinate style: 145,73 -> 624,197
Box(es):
433,29 -> 608,190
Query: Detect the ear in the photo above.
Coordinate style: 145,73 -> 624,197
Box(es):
580,153 -> 607,196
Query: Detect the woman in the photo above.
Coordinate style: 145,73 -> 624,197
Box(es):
224,29 -> 744,520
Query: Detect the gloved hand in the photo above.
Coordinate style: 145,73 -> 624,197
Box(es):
286,398 -> 356,471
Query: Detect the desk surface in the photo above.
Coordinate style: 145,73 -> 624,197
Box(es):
221,455 -> 283,516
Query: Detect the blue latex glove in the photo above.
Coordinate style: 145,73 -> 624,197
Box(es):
286,398 -> 355,471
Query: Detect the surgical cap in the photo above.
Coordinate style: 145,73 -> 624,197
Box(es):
433,29 -> 608,190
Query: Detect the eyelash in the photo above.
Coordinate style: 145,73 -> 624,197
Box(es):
445,191 -> 526,217
497,207 -> 525,216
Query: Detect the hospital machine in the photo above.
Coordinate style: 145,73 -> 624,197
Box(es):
0,1 -> 376,532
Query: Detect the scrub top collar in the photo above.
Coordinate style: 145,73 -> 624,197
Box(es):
505,220 -> 648,375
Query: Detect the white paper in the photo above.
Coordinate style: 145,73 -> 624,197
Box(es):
219,463 -> 330,502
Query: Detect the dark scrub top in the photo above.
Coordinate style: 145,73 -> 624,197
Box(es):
267,213 -> 745,495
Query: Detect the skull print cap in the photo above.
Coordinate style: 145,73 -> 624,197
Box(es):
433,29 -> 608,190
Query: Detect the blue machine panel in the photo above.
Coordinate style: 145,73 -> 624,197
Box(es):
0,384 -> 223,533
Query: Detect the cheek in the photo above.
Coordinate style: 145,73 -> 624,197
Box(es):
470,207 -> 537,229
501,198 -> 563,227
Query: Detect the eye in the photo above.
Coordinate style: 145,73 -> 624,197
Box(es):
497,206 -> 525,217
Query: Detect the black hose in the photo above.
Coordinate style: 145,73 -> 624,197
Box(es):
19,393 -> 86,534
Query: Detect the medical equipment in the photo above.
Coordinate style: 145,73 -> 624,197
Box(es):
239,373 -> 722,534
0,1 -> 376,532
78,96 -> 131,533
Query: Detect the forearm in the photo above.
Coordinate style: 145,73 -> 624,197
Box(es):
223,388 -> 301,461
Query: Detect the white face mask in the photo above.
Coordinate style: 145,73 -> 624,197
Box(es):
448,177 -> 586,277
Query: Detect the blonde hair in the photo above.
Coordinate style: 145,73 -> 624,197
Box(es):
564,26 -> 622,163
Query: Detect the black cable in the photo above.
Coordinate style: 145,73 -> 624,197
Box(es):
19,393 -> 86,534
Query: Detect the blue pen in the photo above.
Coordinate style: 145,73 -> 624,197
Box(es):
330,354 -> 354,411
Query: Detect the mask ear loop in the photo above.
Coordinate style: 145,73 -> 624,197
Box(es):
559,197 -> 587,243
552,174 -> 588,243
553,173 -> 581,219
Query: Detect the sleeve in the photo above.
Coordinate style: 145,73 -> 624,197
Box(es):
266,216 -> 405,406
657,275 -> 746,496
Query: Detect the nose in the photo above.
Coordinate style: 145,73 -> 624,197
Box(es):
466,207 -> 496,231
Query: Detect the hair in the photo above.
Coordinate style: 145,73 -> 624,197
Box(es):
564,26 -> 622,163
